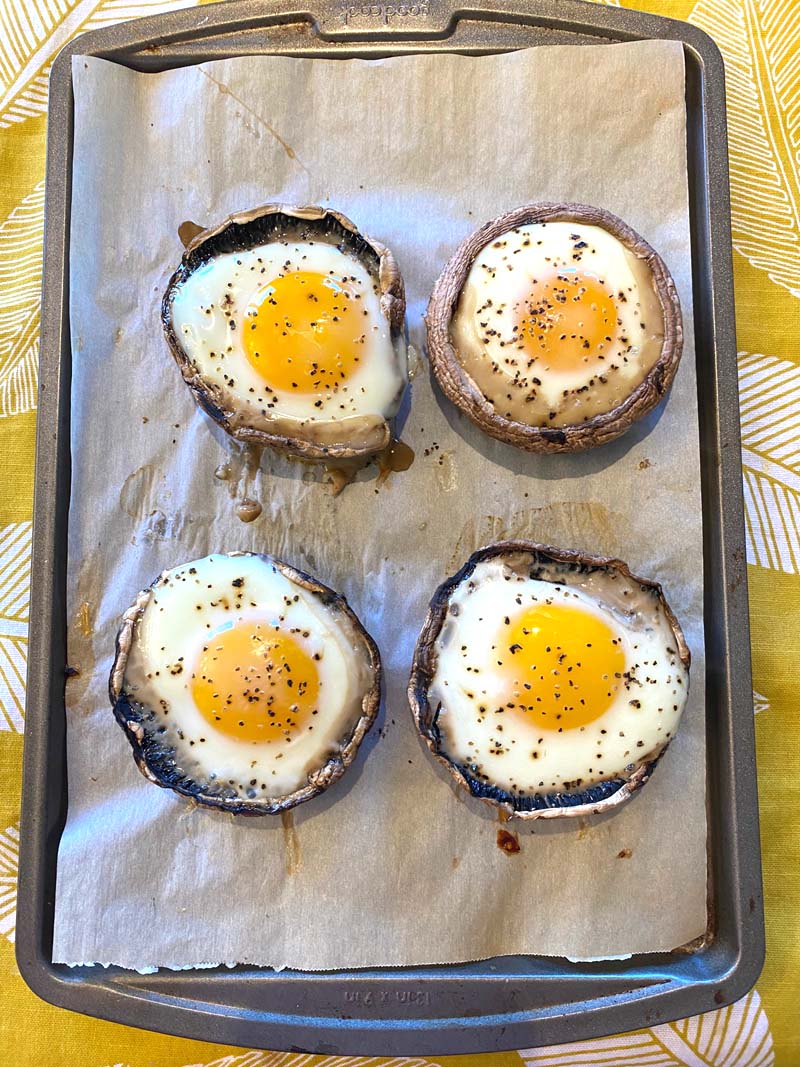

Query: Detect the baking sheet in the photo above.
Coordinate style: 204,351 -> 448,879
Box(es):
54,40 -> 705,970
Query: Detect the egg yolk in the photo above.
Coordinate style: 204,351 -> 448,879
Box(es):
496,602 -> 625,730
515,270 -> 618,373
243,271 -> 363,393
191,621 -> 320,742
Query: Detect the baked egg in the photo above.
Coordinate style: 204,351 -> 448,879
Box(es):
409,541 -> 690,819
426,203 -> 682,452
110,552 -> 381,814
163,205 -> 407,460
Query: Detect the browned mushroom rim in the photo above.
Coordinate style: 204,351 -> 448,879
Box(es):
408,540 -> 689,820
161,204 -> 407,461
168,203 -> 392,301
425,202 -> 683,453
110,551 -> 382,816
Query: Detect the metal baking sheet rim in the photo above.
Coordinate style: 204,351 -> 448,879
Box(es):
16,0 -> 765,1054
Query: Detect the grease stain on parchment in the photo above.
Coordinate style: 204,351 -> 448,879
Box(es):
120,464 -> 157,519
178,220 -> 205,247
325,460 -> 362,497
120,466 -> 192,543
145,509 -> 189,544
407,344 -> 424,381
434,450 -> 457,493
496,828 -> 521,855
376,439 -> 415,487
281,811 -> 302,875
213,443 -> 267,523
67,558 -> 99,711
199,67 -> 310,174
448,501 -> 625,572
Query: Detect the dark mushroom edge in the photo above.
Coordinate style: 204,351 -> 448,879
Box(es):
425,203 -> 683,454
408,540 -> 690,821
109,551 -> 382,816
162,203 -> 407,461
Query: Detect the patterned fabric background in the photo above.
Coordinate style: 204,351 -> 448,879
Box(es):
0,0 -> 796,1063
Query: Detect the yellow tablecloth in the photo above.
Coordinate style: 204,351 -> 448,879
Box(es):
0,0 -> 796,1063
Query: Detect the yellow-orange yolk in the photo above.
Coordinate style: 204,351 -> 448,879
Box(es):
495,602 -> 625,730
515,270 -> 618,373
191,621 -> 320,742
243,270 -> 363,393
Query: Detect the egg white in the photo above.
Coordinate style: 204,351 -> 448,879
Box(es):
168,239 -> 406,430
122,554 -> 374,798
429,559 -> 688,795
450,221 -> 665,427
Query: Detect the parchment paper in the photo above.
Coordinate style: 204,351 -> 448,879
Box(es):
54,40 -> 706,970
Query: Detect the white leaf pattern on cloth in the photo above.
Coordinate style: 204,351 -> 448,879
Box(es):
0,0 -> 197,128
753,689 -> 770,713
0,181 -> 43,418
520,989 -> 773,1066
0,823 -> 18,943
739,351 -> 800,572
689,0 -> 800,298
0,521 -> 31,732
